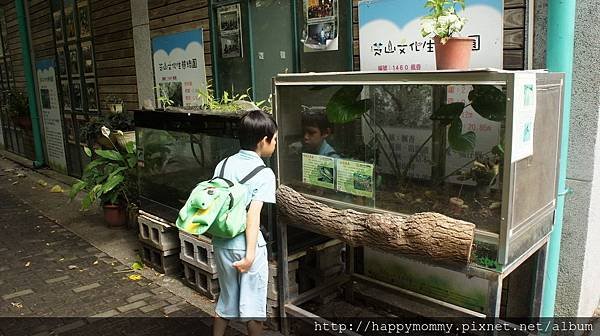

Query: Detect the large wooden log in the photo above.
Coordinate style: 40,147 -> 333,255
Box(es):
276,185 -> 475,263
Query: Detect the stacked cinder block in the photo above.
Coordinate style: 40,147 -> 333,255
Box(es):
179,231 -> 220,300
298,242 -> 345,291
266,260 -> 300,330
138,212 -> 182,275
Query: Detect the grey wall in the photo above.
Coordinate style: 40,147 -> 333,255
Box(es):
533,0 -> 600,317
131,0 -> 154,109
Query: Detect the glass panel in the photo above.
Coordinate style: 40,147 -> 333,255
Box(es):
277,83 -> 506,234
137,128 -> 240,217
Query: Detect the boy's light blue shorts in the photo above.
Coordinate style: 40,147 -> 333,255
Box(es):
214,245 -> 268,320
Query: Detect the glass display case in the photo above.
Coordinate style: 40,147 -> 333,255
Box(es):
273,70 -> 564,319
135,110 -> 241,221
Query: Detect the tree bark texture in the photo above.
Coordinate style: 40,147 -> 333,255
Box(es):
277,185 -> 475,263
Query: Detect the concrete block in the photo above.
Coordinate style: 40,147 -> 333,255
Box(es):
182,262 -> 220,301
140,242 -> 182,276
138,215 -> 180,251
179,232 -> 217,273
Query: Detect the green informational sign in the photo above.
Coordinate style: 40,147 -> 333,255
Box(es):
336,159 -> 374,198
302,153 -> 335,189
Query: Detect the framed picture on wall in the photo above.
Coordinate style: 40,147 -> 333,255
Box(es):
85,80 -> 97,111
81,41 -> 93,75
72,82 -> 82,110
57,49 -> 67,77
53,11 -> 63,43
65,6 -> 76,41
69,46 -> 79,76
217,4 -> 242,58
61,80 -> 71,110
78,2 -> 91,38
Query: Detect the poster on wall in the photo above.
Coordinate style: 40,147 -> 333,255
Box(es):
218,4 -> 242,58
303,0 -> 338,52
358,0 -> 502,71
152,29 -> 207,107
36,59 -> 68,174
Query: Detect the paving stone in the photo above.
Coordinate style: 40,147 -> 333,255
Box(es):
113,264 -> 129,271
139,301 -> 169,313
90,309 -> 120,318
44,275 -> 70,284
72,282 -> 101,293
2,289 -> 34,300
126,292 -> 153,303
163,304 -> 182,315
0,266 -> 10,272
0,247 -> 8,252
117,300 -> 147,312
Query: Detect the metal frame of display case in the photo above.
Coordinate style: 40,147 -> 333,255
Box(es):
272,70 -> 564,334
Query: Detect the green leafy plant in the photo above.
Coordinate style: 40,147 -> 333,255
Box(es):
420,0 -> 467,44
69,127 -> 137,209
476,256 -> 498,269
197,84 -> 270,113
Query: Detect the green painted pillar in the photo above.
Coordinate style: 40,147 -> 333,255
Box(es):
15,0 -> 44,167
541,0 -> 577,318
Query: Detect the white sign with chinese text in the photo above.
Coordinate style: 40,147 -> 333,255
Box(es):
511,72 -> 536,162
152,29 -> 207,107
36,59 -> 68,174
358,0 -> 502,71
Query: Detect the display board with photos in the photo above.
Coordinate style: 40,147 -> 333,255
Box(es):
51,0 -> 98,115
217,4 -> 242,58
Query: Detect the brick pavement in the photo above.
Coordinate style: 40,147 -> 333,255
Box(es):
0,187 -> 242,336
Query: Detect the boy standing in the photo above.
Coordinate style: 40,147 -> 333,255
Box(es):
212,110 -> 278,336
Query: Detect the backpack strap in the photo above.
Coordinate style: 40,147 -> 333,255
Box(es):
239,165 -> 267,184
218,157 -> 229,178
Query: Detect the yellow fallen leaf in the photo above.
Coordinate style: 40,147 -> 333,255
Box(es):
11,302 -> 23,308
37,180 -> 48,187
25,261 -> 31,267
131,262 -> 143,270
16,173 -> 25,178
93,260 -> 99,265
50,185 -> 64,193
128,274 -> 142,281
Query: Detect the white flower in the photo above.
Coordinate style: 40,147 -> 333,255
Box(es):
101,126 -> 110,138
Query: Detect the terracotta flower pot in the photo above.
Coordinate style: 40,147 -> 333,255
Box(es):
103,204 -> 127,227
434,36 -> 474,70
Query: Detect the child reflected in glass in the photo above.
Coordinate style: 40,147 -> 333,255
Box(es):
299,106 -> 340,158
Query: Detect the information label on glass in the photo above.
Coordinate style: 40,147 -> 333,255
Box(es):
152,29 -> 207,107
336,159 -> 374,198
302,153 -> 335,189
358,0 -> 502,71
511,72 -> 537,162
36,59 -> 68,174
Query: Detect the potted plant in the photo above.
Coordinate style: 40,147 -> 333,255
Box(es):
420,0 -> 473,70
69,126 -> 138,227
8,89 -> 31,129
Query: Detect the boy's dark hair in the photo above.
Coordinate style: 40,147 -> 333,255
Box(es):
238,110 -> 278,150
301,106 -> 332,132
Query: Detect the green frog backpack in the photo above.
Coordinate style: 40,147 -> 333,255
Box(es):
176,157 -> 265,238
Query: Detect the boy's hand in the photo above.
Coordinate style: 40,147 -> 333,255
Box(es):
232,257 -> 254,273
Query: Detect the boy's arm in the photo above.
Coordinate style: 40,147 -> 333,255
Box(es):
232,200 -> 263,273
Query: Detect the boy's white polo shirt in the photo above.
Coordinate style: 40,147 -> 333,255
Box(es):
211,150 -> 276,250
